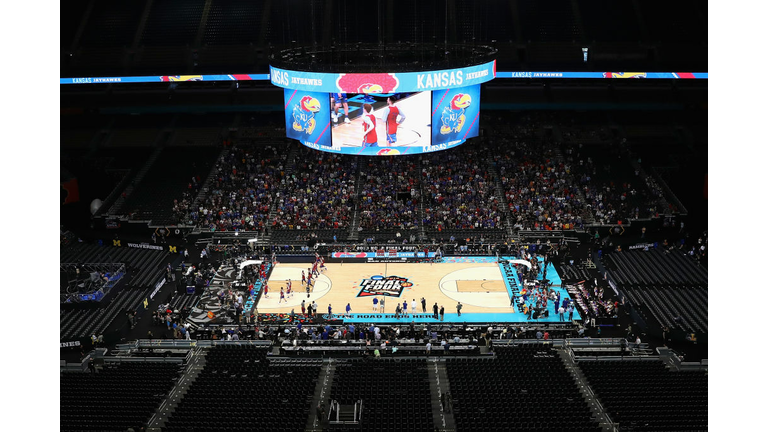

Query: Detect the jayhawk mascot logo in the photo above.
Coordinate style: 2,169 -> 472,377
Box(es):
440,93 -> 472,135
292,96 -> 321,135
357,83 -> 383,93
602,72 -> 646,79
160,75 -> 203,82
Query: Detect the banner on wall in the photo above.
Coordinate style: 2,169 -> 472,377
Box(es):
61,70 -> 706,85
60,177 -> 80,205
125,242 -> 164,251
331,252 -> 436,258
270,61 -> 496,93
60,341 -> 81,348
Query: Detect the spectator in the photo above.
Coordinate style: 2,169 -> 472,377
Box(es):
273,148 -> 357,230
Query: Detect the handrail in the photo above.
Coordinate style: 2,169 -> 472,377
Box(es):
491,338 -> 626,347
669,251 -> 704,284
650,167 -> 688,215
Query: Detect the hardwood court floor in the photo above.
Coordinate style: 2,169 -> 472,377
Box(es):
258,262 -> 514,315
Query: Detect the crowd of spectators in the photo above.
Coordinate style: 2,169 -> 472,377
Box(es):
572,146 -> 664,224
164,113 -> 682,234
171,171 -> 204,226
496,138 -> 586,231
188,145 -> 287,231
272,148 -> 357,230
421,145 -> 503,230
194,322 -> 585,344
358,157 -> 420,231
657,230 -> 707,266
569,281 -> 620,324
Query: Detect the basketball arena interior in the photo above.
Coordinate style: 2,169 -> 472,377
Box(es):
57,2 -> 713,431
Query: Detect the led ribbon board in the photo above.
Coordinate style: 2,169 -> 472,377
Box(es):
60,70 -> 706,85
60,74 -> 271,84
272,61 -> 495,156
269,60 -> 496,93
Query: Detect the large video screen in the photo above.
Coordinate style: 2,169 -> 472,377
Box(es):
281,85 -> 481,156
329,92 -> 432,156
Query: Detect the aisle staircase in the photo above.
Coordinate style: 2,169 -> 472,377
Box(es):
263,145 -> 299,244
146,346 -> 208,431
558,349 -> 617,432
486,156 -> 515,239
429,359 -> 456,431
418,185 -> 428,242
307,359 -> 336,431
552,145 -> 595,226
347,173 -> 364,242
188,146 -> 230,221
107,147 -> 164,217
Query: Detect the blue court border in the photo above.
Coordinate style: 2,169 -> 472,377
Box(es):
330,257 -> 581,324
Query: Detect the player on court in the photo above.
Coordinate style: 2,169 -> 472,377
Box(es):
361,103 -> 378,148
279,287 -> 286,303
263,284 -> 269,298
286,279 -> 292,298
331,93 -> 351,124
378,96 -> 406,145
301,270 -> 306,285
319,256 -> 327,272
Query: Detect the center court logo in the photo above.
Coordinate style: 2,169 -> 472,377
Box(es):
357,275 -> 412,297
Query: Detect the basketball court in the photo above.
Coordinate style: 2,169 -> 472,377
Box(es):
258,258 -> 580,324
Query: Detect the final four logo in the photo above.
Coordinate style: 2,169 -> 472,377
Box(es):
357,275 -> 413,297
292,96 -> 321,135
440,93 -> 472,135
